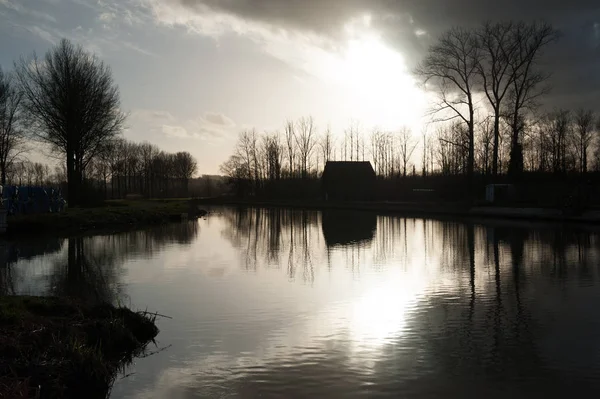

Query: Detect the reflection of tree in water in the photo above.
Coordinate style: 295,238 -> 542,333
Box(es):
156,213 -> 600,397
93,222 -> 199,260
221,207 -> 379,281
49,237 -> 121,303
178,218 -> 581,397
507,225 -> 600,283
221,207 -> 321,282
1,222 -> 199,302
51,222 -> 199,304
0,238 -> 65,295
454,222 -> 600,389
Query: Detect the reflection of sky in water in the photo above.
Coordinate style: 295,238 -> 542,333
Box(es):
4,209 -> 600,398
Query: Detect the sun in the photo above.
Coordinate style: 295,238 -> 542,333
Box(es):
335,34 -> 426,132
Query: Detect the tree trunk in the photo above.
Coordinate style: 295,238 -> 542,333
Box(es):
492,111 -> 500,176
66,148 -> 78,207
468,107 -> 475,179
104,172 -> 108,199
508,107 -> 524,178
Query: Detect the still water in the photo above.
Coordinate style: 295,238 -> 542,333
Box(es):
3,207 -> 600,398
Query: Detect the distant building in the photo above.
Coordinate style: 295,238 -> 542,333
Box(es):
321,161 -> 376,201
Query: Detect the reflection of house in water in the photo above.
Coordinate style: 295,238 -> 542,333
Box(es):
322,161 -> 376,201
321,210 -> 377,247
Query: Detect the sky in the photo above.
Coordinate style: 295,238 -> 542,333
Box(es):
1,0 -> 599,174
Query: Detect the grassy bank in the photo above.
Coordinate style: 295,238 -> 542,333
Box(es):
0,296 -> 159,398
7,199 -> 196,236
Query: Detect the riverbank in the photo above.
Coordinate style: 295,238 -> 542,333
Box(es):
198,198 -> 600,224
0,296 -> 159,398
6,199 -> 197,236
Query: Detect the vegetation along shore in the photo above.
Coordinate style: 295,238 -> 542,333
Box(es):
6,199 -> 207,237
0,296 -> 159,399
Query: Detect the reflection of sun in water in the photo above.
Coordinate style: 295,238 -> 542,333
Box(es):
350,270 -> 421,347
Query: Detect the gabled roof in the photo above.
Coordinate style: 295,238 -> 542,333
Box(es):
322,161 -> 375,180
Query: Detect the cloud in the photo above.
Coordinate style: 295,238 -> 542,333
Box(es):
98,11 -> 115,23
140,0 -> 600,110
130,109 -> 238,143
203,112 -> 235,127
25,25 -> 59,44
1,0 -> 156,57
0,0 -> 57,23
162,125 -> 189,138
164,0 -> 599,34
164,112 -> 238,141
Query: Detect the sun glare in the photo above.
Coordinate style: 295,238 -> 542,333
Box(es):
335,34 -> 426,132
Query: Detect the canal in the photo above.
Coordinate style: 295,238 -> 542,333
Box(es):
3,207 -> 600,397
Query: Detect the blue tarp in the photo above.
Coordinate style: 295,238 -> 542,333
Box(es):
0,185 -> 66,215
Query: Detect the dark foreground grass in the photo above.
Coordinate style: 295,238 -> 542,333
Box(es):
0,296 -> 159,399
7,199 -> 196,236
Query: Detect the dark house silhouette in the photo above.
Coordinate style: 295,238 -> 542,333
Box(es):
322,161 -> 376,201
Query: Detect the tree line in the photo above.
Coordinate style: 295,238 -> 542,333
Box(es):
85,138 -> 197,199
220,117 -> 421,185
0,39 -> 198,206
416,20 -> 566,179
221,20 -> 600,197
222,107 -> 600,185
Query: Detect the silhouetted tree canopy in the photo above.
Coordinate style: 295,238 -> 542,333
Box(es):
15,38 -> 126,206
0,66 -> 24,185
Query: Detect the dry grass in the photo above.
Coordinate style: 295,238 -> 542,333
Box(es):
0,296 -> 159,399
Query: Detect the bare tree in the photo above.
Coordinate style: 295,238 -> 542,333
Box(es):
547,109 -> 571,174
398,127 -> 418,177
344,120 -> 361,162
594,118 -> 600,171
319,126 -> 333,167
294,116 -> 316,178
248,129 -> 261,185
436,122 -> 470,175
421,128 -> 430,176
0,67 -> 25,185
476,22 -> 519,176
475,116 -> 494,174
574,109 -> 594,174
93,140 -> 116,196
15,38 -> 126,206
417,27 -> 480,178
238,131 -> 252,175
139,141 -> 159,196
263,133 -> 283,181
220,154 -> 248,180
173,151 -> 198,196
370,129 -> 385,175
505,22 -> 559,176
284,120 -> 295,177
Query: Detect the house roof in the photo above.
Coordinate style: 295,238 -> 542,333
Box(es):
322,161 -> 375,180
